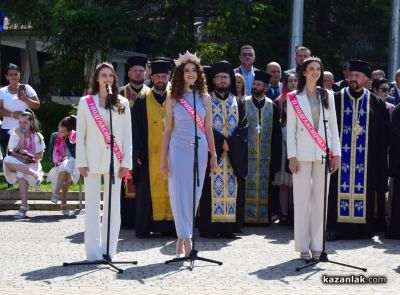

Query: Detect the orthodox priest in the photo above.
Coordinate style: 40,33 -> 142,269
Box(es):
244,70 -> 282,225
131,60 -> 175,238
386,104 -> 400,239
327,60 -> 390,240
120,55 -> 150,228
198,61 -> 248,238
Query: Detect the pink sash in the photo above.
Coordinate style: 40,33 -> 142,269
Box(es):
85,95 -> 127,167
177,95 -> 206,134
287,92 -> 333,160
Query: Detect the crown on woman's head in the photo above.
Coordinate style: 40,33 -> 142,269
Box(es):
174,51 -> 201,67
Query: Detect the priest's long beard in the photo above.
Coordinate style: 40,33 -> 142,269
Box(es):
154,82 -> 167,93
349,80 -> 361,92
130,78 -> 144,85
251,88 -> 264,98
215,85 -> 229,94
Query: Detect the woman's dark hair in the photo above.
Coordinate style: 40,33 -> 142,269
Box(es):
371,78 -> 389,92
297,56 -> 329,109
170,60 -> 208,99
20,109 -> 41,134
5,63 -> 20,74
280,100 -> 287,127
91,62 -> 125,114
59,115 -> 77,131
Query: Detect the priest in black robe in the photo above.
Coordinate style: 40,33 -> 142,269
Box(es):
120,55 -> 150,228
131,60 -> 175,238
198,61 -> 248,238
327,60 -> 390,240
386,104 -> 400,239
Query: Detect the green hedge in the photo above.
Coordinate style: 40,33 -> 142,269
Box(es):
34,102 -> 77,147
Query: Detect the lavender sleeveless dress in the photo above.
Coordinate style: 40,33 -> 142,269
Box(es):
168,92 -> 208,239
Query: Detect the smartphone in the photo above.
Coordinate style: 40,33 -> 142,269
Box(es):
18,84 -> 26,98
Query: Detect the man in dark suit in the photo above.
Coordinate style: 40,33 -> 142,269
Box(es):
266,62 -> 282,100
332,62 -> 350,92
284,46 -> 311,77
234,45 -> 258,96
389,69 -> 400,106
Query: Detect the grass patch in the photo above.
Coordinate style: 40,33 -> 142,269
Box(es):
1,156 -> 83,192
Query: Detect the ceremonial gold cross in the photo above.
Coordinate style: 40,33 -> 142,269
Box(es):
354,121 -> 363,137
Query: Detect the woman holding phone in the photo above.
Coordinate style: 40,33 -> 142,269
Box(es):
3,110 -> 45,219
0,63 -> 40,162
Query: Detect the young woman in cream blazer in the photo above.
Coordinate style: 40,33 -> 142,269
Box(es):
76,63 -> 132,262
286,57 -> 341,261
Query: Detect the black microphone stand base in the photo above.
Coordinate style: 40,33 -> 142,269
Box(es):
63,254 -> 137,274
295,251 -> 367,272
165,249 -> 222,271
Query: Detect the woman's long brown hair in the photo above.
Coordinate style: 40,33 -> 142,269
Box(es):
170,60 -> 208,99
91,62 -> 125,114
296,57 -> 329,109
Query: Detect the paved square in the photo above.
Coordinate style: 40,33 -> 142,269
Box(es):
0,210 -> 399,294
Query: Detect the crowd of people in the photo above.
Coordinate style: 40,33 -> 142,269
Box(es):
1,44 -> 400,263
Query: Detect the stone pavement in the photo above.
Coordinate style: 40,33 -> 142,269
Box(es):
0,210 -> 399,295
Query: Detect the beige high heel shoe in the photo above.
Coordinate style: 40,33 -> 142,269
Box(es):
176,239 -> 184,258
184,239 -> 192,257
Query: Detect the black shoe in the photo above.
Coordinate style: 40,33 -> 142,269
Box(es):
279,215 -> 289,225
326,232 -> 336,241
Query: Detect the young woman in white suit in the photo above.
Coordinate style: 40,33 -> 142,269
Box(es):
286,57 -> 341,261
76,63 -> 132,261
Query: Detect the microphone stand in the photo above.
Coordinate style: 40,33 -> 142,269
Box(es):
296,90 -> 366,272
64,88 -> 137,273
165,85 -> 222,271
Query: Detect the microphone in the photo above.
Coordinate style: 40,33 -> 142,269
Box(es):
106,83 -> 113,95
316,86 -> 327,100
189,83 -> 197,91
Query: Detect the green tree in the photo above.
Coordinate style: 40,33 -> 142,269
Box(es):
1,0 -> 195,99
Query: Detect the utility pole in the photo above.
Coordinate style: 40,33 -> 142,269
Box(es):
288,0 -> 304,69
389,0 -> 400,81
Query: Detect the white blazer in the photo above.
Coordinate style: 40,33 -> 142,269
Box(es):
75,94 -> 132,173
286,89 -> 341,161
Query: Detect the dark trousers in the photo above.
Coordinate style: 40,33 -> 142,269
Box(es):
0,128 -> 11,157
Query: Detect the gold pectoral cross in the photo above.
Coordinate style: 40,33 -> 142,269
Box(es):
354,121 -> 363,137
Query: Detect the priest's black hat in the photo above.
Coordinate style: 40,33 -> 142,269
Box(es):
254,70 -> 271,84
211,61 -> 234,77
203,65 -> 212,80
348,60 -> 371,76
150,60 -> 172,74
209,61 -> 237,96
127,55 -> 148,69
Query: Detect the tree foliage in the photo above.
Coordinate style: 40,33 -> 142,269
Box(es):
1,0 -> 195,99
0,0 -> 393,98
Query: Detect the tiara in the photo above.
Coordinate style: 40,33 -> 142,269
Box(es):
174,51 -> 201,67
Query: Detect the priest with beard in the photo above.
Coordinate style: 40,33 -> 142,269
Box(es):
131,60 -> 175,238
120,55 -> 151,228
198,61 -> 248,238
244,71 -> 282,225
327,60 -> 390,240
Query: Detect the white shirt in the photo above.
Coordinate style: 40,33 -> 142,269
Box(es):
8,129 -> 45,154
0,85 -> 37,130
